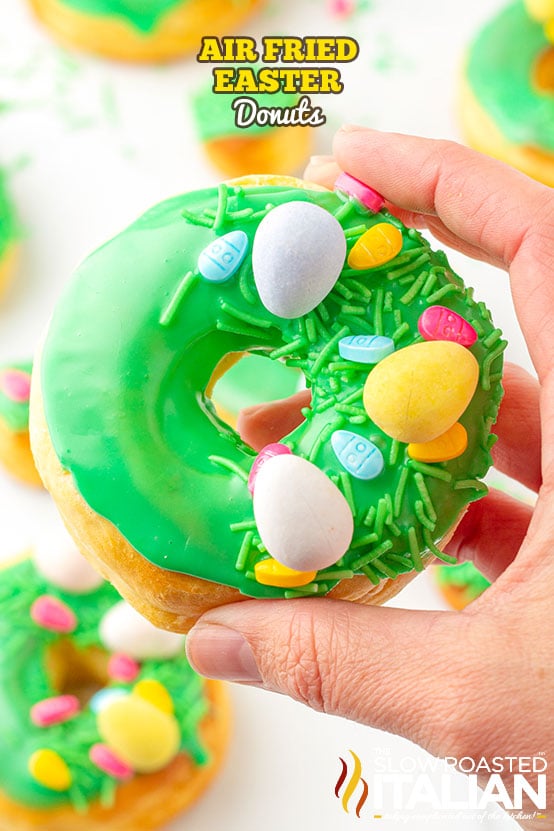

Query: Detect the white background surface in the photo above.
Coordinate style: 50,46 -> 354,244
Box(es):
0,0 -> 536,828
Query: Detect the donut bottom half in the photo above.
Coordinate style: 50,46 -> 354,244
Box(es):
31,367 -> 462,634
29,0 -> 263,62
202,126 -> 312,180
459,76 -> 554,187
0,679 -> 230,831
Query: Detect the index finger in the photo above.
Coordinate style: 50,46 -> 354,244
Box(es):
333,126 -> 554,379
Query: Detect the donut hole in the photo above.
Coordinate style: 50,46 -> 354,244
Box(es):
208,351 -> 310,452
45,640 -> 109,707
534,46 -> 554,93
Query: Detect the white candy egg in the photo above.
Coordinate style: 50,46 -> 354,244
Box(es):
253,454 -> 354,572
252,201 -> 346,319
33,516 -> 104,594
99,601 -> 185,660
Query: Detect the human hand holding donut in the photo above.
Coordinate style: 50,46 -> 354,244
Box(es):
186,127 -> 553,828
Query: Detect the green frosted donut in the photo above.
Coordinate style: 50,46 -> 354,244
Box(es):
38,178 -> 504,601
53,0 -> 192,31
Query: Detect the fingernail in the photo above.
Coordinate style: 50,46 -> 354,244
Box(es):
186,624 -> 262,683
308,154 -> 334,168
338,123 -> 367,134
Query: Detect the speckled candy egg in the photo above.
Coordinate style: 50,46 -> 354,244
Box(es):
99,601 -> 185,660
253,454 -> 354,572
363,341 -> 479,443
33,516 -> 103,594
252,201 -> 346,319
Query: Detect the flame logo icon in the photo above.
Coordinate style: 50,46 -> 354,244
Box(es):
335,750 -> 369,817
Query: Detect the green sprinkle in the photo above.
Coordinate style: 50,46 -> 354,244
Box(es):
214,183 -> 229,230
334,199 -> 357,223
407,526 -> 424,571
306,315 -> 318,343
341,304 -> 366,315
314,569 -> 354,581
284,583 -> 321,597
470,317 -> 485,337
386,553 -> 415,570
400,270 -> 429,304
308,418 -> 343,462
408,460 -> 452,482
363,504 -> 376,528
415,500 -> 435,530
392,322 -> 410,343
351,532 -> 379,550
454,478 -> 488,493
235,531 -> 254,572
208,455 -> 249,483
393,309 -> 402,327
350,415 -> 367,424
374,497 -> 388,539
216,320 -> 272,340
239,268 -> 257,305
318,303 -> 331,323
387,252 -> 430,280
335,403 -> 365,417
220,300 -> 272,329
384,290 -> 393,312
481,340 -> 507,390
360,564 -> 381,584
426,283 -> 462,304
181,208 -> 213,228
339,471 -> 356,514
368,553 -> 397,578
422,528 -> 457,564
351,539 -> 393,570
332,282 -> 354,301
328,361 -> 368,372
230,519 -> 258,532
373,288 -> 384,335
345,278 -> 372,299
389,439 -> 400,466
421,271 -> 438,297
393,467 -> 409,516
269,337 -> 307,360
160,271 -> 197,326
311,326 -> 350,377
337,314 -> 374,334
413,471 -> 437,522
228,207 -> 254,220
344,224 -> 368,238
483,328 -> 502,348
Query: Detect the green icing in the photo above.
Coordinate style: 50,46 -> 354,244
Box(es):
191,76 -> 301,141
58,0 -> 187,32
0,361 -> 32,433
41,183 -> 505,600
0,171 -> 16,260
0,559 -> 209,809
467,1 -> 554,152
436,561 -> 491,602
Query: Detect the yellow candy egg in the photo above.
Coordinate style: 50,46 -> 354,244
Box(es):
363,341 -> 479,444
347,223 -> 403,270
98,695 -> 180,773
254,558 -> 317,588
525,0 -> 554,23
29,749 -> 72,792
408,422 -> 468,463
133,679 -> 174,715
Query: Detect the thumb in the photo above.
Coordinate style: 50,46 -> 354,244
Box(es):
186,598 -> 468,756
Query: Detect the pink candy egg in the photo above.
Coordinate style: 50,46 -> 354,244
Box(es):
248,443 -> 292,494
108,653 -> 140,683
30,595 -> 77,634
334,172 -> 385,213
31,695 -> 80,727
418,305 -> 477,347
0,369 -> 31,403
89,744 -> 133,780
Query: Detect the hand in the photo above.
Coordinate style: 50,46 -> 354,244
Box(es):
186,128 -> 554,828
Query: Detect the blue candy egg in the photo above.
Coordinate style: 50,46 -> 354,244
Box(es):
338,334 -> 395,364
198,230 -> 248,283
331,430 -> 384,480
89,687 -> 127,714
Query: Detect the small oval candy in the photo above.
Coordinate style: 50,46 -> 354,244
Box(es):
408,422 -> 468,463
30,595 -> 77,634
133,679 -> 174,715
97,695 -> 180,773
254,558 -> 317,588
338,334 -> 395,364
334,172 -> 384,213
0,368 -> 31,402
331,430 -> 384,480
29,749 -> 72,792
33,516 -> 103,595
248,442 -> 292,494
363,341 -> 479,444
100,601 -> 185,661
347,222 -> 403,270
108,653 -> 141,683
31,695 -> 80,728
418,305 -> 477,347
90,687 -> 128,714
90,744 -> 133,780
252,202 -> 346,318
198,230 -> 248,283
253,454 -> 354,572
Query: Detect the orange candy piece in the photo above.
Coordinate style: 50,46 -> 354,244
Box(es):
408,422 -> 468,463
254,558 -> 316,588
347,223 -> 403,270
